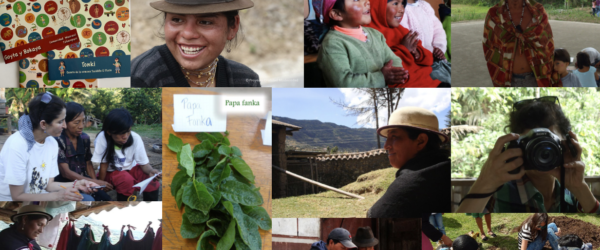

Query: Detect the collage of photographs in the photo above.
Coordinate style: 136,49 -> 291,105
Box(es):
0,0 -> 598,249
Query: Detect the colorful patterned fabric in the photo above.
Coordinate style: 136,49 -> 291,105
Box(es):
482,0 -> 562,87
54,130 -> 92,181
489,175 -> 600,213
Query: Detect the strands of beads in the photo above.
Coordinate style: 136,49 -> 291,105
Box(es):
182,58 -> 218,87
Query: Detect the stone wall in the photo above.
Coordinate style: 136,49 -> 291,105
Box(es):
285,151 -> 390,197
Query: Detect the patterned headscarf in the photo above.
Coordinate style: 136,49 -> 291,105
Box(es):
18,114 -> 36,152
312,0 -> 337,24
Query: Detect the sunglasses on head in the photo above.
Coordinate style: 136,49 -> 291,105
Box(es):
40,92 -> 53,104
512,96 -> 560,112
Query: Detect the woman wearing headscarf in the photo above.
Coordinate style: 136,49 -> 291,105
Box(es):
0,205 -> 53,250
131,0 -> 260,87
364,0 -> 442,87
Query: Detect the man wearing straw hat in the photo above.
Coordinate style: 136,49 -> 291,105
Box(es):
0,205 -> 53,250
368,107 -> 450,218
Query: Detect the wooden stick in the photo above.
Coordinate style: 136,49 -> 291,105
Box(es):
272,165 -> 364,200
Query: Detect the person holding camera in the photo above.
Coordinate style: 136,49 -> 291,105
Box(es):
457,96 -> 599,213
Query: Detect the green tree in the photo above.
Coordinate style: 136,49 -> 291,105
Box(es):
121,88 -> 162,125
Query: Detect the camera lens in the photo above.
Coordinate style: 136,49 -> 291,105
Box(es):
538,147 -> 553,164
530,142 -> 561,171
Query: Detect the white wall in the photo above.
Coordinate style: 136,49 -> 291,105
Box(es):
273,218 -> 320,237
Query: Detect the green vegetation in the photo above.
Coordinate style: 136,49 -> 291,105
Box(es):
454,4 -> 490,22
451,88 -> 600,178
438,213 -> 600,249
453,3 -> 600,23
84,124 -> 162,140
273,167 -> 397,218
167,132 -> 270,250
5,88 -> 162,128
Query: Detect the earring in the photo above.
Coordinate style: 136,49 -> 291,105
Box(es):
22,225 -> 24,230
226,40 -> 232,53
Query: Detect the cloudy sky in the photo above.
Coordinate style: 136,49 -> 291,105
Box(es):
273,88 -> 450,129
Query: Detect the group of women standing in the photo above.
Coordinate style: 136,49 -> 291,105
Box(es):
0,92 -> 161,202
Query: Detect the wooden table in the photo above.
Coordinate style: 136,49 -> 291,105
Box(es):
161,88 -> 272,250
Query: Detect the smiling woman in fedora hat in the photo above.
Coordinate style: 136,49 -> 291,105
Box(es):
0,205 -> 53,250
131,0 -> 260,87
367,107 -> 450,218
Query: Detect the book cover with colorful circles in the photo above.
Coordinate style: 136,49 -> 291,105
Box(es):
0,0 -> 132,87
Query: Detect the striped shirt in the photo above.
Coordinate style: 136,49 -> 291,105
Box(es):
518,223 -> 534,249
491,175 -> 582,213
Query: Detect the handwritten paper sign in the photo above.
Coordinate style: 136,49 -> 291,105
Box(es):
172,94 -> 227,132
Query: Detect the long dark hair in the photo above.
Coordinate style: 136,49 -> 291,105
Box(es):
65,102 -> 85,123
519,213 -> 548,242
98,108 -> 134,165
27,92 -> 66,130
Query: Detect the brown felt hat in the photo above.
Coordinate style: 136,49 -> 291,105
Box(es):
377,107 -> 448,143
11,205 -> 53,223
353,227 -> 379,247
150,0 -> 254,14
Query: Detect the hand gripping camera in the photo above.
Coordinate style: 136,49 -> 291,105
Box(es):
504,128 -> 576,174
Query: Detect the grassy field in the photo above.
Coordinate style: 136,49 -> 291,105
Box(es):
453,4 -> 600,23
436,213 -> 600,249
84,123 -> 162,140
454,4 -> 491,22
272,167 -> 397,218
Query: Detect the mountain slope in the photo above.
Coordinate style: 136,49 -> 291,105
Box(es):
274,116 -> 385,152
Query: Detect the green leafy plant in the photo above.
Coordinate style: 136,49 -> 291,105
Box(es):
168,131 -> 271,250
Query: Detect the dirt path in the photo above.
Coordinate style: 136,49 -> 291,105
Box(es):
0,131 -> 163,201
452,20 -> 600,86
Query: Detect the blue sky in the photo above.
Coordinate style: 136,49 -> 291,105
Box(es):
273,88 -> 450,129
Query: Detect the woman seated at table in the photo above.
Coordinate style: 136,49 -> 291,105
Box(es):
53,102 -> 112,201
131,0 -> 260,87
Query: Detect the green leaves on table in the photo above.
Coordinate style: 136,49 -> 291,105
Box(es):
168,134 -> 184,153
168,132 -> 270,250
180,144 -> 195,177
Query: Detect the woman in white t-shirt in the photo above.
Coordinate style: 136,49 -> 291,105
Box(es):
92,108 -> 161,201
0,92 -> 100,201
518,213 -> 561,250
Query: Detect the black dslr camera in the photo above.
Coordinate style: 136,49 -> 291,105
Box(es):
504,128 -> 576,174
